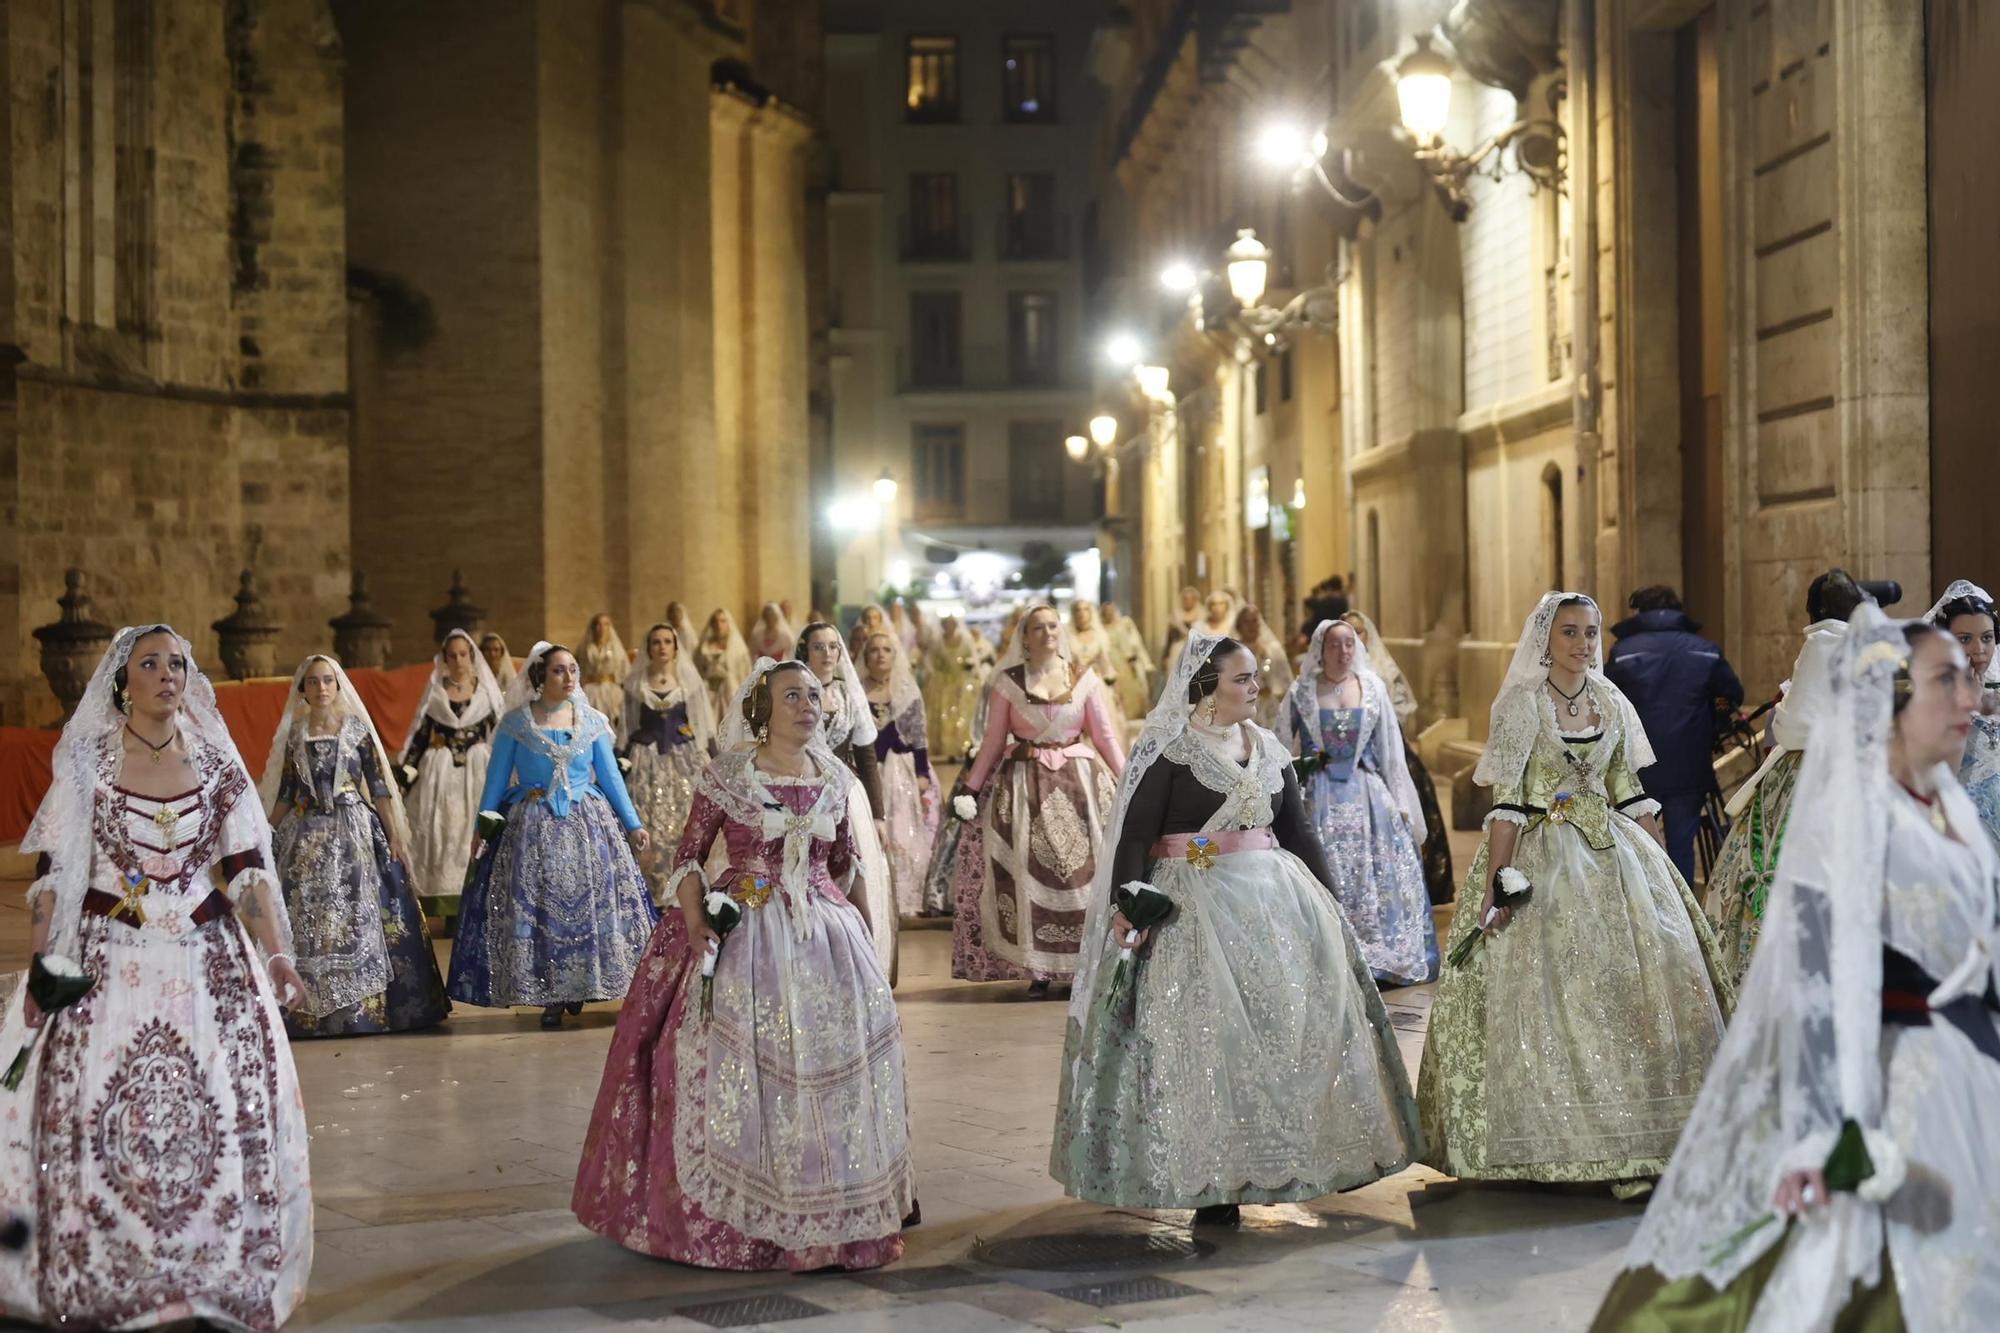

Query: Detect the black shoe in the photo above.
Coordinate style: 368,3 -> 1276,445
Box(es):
1026,979 -> 1051,999
902,1199 -> 922,1229
540,1006 -> 563,1029
565,1001 -> 584,1016
1191,1204 -> 1241,1228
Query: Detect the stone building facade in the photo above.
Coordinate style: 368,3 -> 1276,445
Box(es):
1,0 -> 826,724
1092,0 -> 1966,760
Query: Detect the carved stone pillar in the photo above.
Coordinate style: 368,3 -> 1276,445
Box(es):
32,570 -> 115,723
211,569 -> 283,681
428,569 -> 487,644
329,572 -> 395,671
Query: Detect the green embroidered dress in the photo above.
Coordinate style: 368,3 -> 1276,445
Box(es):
1418,683 -> 1735,1183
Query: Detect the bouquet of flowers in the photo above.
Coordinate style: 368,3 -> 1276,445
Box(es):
1447,866 -> 1533,968
1102,882 -> 1176,1017
1291,751 -> 1335,783
699,890 -> 744,1018
952,792 -> 979,822
1705,1119 -> 1905,1265
3,955 -> 96,1091
463,810 -> 508,891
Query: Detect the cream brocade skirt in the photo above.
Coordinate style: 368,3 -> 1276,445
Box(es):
1052,844 -> 1421,1207
1417,815 -> 1733,1182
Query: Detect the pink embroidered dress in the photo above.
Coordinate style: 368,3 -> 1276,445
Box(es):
952,665 -> 1126,982
572,747 -> 914,1271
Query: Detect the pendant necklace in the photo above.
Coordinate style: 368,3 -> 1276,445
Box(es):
1548,675 -> 1586,719
125,723 -> 176,764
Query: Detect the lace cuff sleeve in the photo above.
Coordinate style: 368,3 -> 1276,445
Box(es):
26,853 -> 56,904
219,780 -> 293,962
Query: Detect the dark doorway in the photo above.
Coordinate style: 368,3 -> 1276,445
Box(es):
1675,7 -> 1726,643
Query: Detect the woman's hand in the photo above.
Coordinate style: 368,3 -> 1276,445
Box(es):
628,827 -> 652,855
268,955 -> 306,1009
1479,884 -> 1512,937
469,832 -> 485,863
681,901 -> 720,951
1110,911 -> 1150,951
21,991 -> 44,1031
389,837 -> 411,871
1773,1167 -> 1829,1218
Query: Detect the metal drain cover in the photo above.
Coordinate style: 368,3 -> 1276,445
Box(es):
1052,1274 -> 1207,1307
969,1230 -> 1213,1272
673,1293 -> 830,1327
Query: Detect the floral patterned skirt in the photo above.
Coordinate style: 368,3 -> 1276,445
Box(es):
1305,765 -> 1439,985
572,892 -> 911,1270
447,792 -> 657,1007
627,739 -> 705,905
1704,751 -> 1802,989
0,913 -> 312,1331
1051,845 -> 1421,1207
879,752 -> 938,919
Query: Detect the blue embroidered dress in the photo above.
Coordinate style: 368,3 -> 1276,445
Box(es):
447,703 -> 657,1007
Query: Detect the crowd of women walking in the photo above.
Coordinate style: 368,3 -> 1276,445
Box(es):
2,570 -> 1996,1330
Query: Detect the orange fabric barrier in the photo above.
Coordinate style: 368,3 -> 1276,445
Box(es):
0,663 -> 435,843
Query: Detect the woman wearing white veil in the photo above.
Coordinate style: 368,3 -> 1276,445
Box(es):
950,605 -> 1126,993
620,621 -> 718,902
1927,579 -> 2000,846
0,625 -> 312,1329
1279,619 -> 1439,985
398,628 -> 506,924
696,609 -> 753,729
750,601 -> 796,663
1417,593 -> 1732,1190
860,629 -> 939,918
580,613 -> 631,719
1596,604 -> 1997,1332
264,654 -> 449,1037
796,622 -> 897,980
480,631 -> 519,694
1342,610 -> 1456,902
1231,603 -> 1294,731
573,657 -> 915,1271
447,641 -> 656,1028
1051,628 -> 1420,1225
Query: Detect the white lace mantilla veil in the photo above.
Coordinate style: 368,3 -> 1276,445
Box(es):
1060,625 -> 1230,1077
621,626 -> 716,751
666,606 -> 700,661
1281,620 -> 1426,840
800,630 -> 879,750
23,625 -> 292,962
258,653 -> 416,858
858,630 -> 924,728
1622,604 -> 1975,1321
755,602 -> 798,657
995,603 -> 1079,675
582,617 -> 629,673
1471,591 -> 1656,790
1341,610 -> 1416,723
399,628 -> 506,761
1925,578 -> 2000,685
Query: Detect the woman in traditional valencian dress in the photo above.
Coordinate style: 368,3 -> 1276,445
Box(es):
0,625 -> 312,1330
796,623 -> 897,978
1068,601 -> 1122,724
620,622 -> 717,903
480,631 -> 518,695
1929,579 -> 2000,845
1102,601 -> 1155,725
1597,606 -> 1998,1332
861,631 -> 938,918
580,614 -> 630,719
397,628 -> 505,925
664,601 -> 700,662
923,614 -> 989,762
749,601 -> 795,664
1052,630 -> 1421,1226
1233,603 -> 1294,731
264,655 -> 449,1038
1343,611 -> 1456,904
1707,569 -> 1872,984
951,604 -> 1126,994
848,603 -> 889,661
1418,592 -> 1732,1193
1280,620 -> 1439,986
448,642 -> 656,1028
572,658 -> 915,1272
695,609 -> 752,729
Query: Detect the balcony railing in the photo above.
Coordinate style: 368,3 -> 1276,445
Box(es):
998,210 -> 1071,261
900,214 -> 973,262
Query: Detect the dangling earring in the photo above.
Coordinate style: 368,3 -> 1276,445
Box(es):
756,721 -> 770,745
1202,696 -> 1218,726
116,687 -> 131,715
1538,650 -> 1552,668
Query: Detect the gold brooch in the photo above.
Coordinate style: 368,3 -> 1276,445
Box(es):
115,872 -> 150,926
736,875 -> 774,908
1185,836 -> 1217,871
151,804 -> 180,832
1548,791 -> 1575,824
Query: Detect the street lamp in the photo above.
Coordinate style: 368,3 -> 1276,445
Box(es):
1103,331 -> 1143,368
1158,261 -> 1198,294
1134,364 -> 1172,401
1291,477 -> 1307,510
1394,32 -> 1566,222
1088,413 -> 1119,450
1224,229 -> 1270,308
1064,433 -> 1090,462
872,469 -> 898,505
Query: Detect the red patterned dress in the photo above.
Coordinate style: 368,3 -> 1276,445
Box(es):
0,736 -> 313,1331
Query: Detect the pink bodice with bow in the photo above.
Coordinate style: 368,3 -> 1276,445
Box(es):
964,668 -> 1126,791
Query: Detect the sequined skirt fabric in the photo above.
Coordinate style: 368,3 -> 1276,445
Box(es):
1305,765 -> 1440,985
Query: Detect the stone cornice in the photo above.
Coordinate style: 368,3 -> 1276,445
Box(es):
16,362 -> 351,412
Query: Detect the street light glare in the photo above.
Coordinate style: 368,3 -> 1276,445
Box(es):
1158,261 -> 1198,293
1088,413 -> 1119,449
1064,433 -> 1090,461
1104,332 -> 1143,366
1255,122 -> 1310,169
